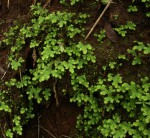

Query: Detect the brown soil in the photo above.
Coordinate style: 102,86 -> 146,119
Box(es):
20,99 -> 80,138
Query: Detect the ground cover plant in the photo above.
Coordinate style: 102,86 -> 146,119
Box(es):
0,0 -> 150,137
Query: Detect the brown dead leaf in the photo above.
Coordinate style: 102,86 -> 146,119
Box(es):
104,22 -> 118,43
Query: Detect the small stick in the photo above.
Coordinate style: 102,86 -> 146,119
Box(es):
53,79 -> 59,106
19,68 -> 22,82
43,0 -> 51,8
38,113 -> 41,138
36,125 -> 56,138
85,0 -> 113,40
62,134 -> 71,138
7,0 -> 10,9
1,63 -> 10,80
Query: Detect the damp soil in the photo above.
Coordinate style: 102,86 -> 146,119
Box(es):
0,0 -> 150,138
19,99 -> 80,138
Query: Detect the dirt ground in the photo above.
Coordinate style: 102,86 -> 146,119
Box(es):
20,99 -> 80,138
0,0 -> 150,137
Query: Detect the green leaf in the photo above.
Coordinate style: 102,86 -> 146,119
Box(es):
101,0 -> 110,5
42,89 -> 51,100
6,129 -> 13,138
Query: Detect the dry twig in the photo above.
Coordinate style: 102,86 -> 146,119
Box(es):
43,0 -> 51,8
7,0 -> 9,9
85,0 -> 113,40
62,134 -> 71,138
37,113 -> 41,138
0,63 -> 10,80
35,125 -> 56,138
53,79 -> 59,106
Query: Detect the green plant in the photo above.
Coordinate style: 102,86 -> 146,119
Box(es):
0,3 -> 95,137
60,0 -> 81,5
131,0 -> 150,17
128,41 -> 150,65
70,73 -> 150,137
0,90 -> 11,112
113,14 -> 119,20
146,12 -> 150,17
102,61 -> 119,71
59,0 -> 109,5
108,61 -> 117,69
118,54 -> 126,60
115,21 -> 136,37
5,116 -> 23,138
6,129 -> 13,138
102,54 -> 127,72
101,0 -> 109,5
0,1 -> 149,138
127,5 -> 138,12
94,29 -> 106,44
12,116 -> 23,135
141,0 -> 150,17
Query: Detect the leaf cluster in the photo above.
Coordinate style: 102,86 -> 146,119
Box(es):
71,73 -> 150,137
0,3 -> 95,137
114,21 -> 136,37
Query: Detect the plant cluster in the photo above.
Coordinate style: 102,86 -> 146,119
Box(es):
59,0 -> 109,6
71,73 -> 150,137
0,1 -> 150,138
128,41 -> 150,65
132,0 -> 150,17
127,5 -> 138,12
94,29 -> 106,44
114,21 -> 136,37
60,0 -> 80,5
141,0 -> 150,17
0,3 -> 95,137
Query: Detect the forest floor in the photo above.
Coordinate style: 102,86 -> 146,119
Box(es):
0,0 -> 150,138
